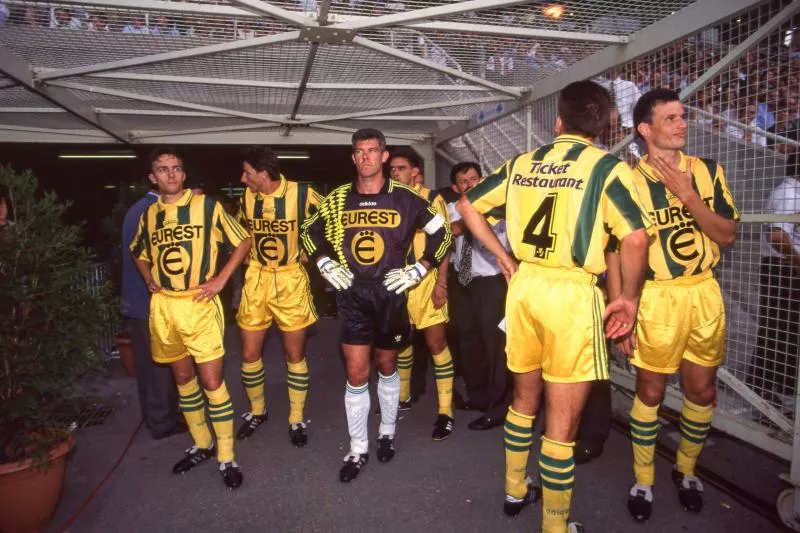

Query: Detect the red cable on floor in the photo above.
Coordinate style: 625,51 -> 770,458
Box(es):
58,420 -> 143,533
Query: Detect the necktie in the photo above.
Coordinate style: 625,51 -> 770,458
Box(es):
458,233 -> 473,286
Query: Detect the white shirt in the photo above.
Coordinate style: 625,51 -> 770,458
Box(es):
611,77 -> 642,128
448,201 -> 511,278
761,177 -> 800,258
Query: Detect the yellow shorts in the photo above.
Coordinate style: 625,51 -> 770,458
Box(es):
407,269 -> 448,330
505,263 -> 608,383
631,270 -> 725,374
149,289 -> 225,365
237,263 -> 317,332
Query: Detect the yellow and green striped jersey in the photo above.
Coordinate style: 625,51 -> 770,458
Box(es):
237,176 -> 323,268
409,183 -> 450,263
467,134 -> 652,276
130,189 -> 248,291
632,152 -> 739,280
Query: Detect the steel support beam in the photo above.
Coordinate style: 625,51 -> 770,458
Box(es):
408,21 -> 627,44
37,31 -> 301,82
435,0 -> 767,144
0,46 -> 128,143
38,0 -> 260,19
353,37 -> 520,97
228,0 -> 315,27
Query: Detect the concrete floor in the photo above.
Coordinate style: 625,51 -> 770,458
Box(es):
49,318 -> 788,533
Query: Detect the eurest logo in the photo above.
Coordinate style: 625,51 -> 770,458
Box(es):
340,209 -> 400,228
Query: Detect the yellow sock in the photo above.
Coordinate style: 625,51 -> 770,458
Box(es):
504,406 -> 535,499
177,377 -> 212,449
539,437 -> 575,533
630,394 -> 660,486
397,345 -> 413,402
241,359 -> 266,415
287,358 -> 309,425
676,398 -> 713,476
431,347 -> 454,417
206,382 -> 235,463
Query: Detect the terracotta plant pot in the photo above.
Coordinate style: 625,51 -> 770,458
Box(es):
115,333 -> 136,377
0,435 -> 75,533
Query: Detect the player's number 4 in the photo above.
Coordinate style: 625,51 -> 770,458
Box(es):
522,193 -> 557,259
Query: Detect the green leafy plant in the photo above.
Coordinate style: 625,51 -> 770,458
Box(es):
0,166 -> 113,466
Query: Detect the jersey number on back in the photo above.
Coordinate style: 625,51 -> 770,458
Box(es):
522,193 -> 557,259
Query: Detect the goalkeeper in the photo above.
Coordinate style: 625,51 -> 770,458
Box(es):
300,128 -> 452,483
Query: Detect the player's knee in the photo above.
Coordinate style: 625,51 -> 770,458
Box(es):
683,385 -> 714,407
636,385 -> 665,407
346,367 -> 370,387
428,338 -> 447,355
203,375 -> 224,391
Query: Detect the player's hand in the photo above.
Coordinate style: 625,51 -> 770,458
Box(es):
194,276 -> 224,302
432,283 -> 447,309
603,295 -> 638,340
146,279 -> 162,293
650,154 -> 696,204
383,262 -> 427,294
497,253 -> 519,283
317,257 -> 354,291
615,329 -> 637,357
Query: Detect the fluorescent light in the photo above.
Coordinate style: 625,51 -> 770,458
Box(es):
59,150 -> 136,160
276,151 -> 310,160
103,185 -> 117,189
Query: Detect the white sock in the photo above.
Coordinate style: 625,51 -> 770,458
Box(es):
377,371 -> 400,436
344,382 -> 370,454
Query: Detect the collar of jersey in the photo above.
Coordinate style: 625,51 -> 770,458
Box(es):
257,174 -> 288,199
638,151 -> 687,183
159,188 -> 192,208
553,134 -> 592,146
351,176 -> 390,195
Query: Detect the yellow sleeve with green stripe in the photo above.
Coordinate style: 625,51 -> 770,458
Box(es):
213,201 -> 248,248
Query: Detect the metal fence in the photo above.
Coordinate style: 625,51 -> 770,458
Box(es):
75,262 -> 121,357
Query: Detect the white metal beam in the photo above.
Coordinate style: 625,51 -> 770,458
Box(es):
38,0 -> 260,19
129,128 -> 418,145
407,21 -> 627,44
298,94 -> 514,125
435,0 -> 767,144
48,80 -> 290,124
0,124 -> 110,137
0,46 -> 128,143
309,123 -> 428,142
37,31 -> 301,82
227,0 -> 315,27
83,72 -> 496,92
333,0 -> 532,31
353,37 -> 520,97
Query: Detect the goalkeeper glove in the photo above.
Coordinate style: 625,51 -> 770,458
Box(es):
383,262 -> 427,294
317,257 -> 354,291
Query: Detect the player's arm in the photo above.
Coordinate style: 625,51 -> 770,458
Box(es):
768,226 -> 800,277
300,196 -> 353,291
129,212 -> 161,292
195,202 -> 251,302
431,194 -> 451,308
649,155 -> 737,248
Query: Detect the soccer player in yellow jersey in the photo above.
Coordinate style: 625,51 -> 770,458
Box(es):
457,81 -> 652,533
618,88 -> 739,522
235,146 -> 323,446
389,147 -> 455,441
130,147 -> 251,489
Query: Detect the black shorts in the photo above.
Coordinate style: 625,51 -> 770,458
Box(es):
336,280 -> 411,350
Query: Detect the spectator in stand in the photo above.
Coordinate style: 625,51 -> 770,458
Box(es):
122,14 -> 149,34
150,13 -> 178,36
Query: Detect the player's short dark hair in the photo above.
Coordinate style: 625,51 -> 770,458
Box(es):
0,184 -> 14,222
148,146 -> 183,169
557,80 -> 612,139
352,128 -> 386,151
242,146 -> 280,181
449,161 -> 481,185
389,146 -> 422,172
633,88 -> 681,139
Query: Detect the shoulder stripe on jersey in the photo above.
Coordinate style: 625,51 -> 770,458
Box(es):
200,197 -> 214,284
563,144 -> 588,162
532,144 -> 554,161
572,154 -> 620,267
297,183 -> 308,229
606,177 -> 647,231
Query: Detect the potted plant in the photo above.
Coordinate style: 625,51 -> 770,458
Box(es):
0,166 -> 113,533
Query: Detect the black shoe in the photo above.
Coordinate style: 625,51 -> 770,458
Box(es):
235,411 -> 268,440
289,422 -> 308,447
432,414 -> 454,441
219,461 -> 243,489
468,414 -> 504,431
339,452 -> 369,482
376,435 -> 396,463
172,444 -> 215,474
503,477 -> 541,516
398,398 -> 413,411
152,420 -> 189,440
672,469 -> 703,513
574,443 -> 603,465
627,483 -> 654,522
568,522 -> 586,533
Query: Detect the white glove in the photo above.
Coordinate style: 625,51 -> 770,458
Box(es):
317,257 -> 354,291
383,262 -> 427,294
